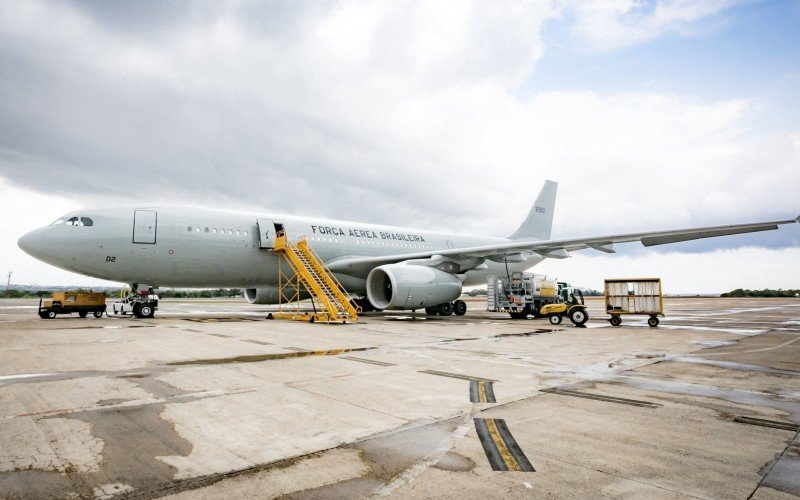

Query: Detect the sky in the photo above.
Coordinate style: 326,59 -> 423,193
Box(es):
1,0 -> 798,293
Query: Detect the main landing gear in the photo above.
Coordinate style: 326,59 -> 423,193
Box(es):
425,300 -> 467,317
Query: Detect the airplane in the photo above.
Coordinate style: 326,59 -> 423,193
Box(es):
17,180 -> 799,318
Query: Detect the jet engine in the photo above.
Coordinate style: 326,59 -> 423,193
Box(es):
244,287 -> 280,304
366,264 -> 462,310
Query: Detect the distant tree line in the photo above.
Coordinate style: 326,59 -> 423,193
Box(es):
0,289 -> 53,299
721,288 -> 800,298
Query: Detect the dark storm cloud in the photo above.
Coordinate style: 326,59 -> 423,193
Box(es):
0,0 -> 451,229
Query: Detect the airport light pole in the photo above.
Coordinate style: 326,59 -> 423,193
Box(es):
6,271 -> 11,291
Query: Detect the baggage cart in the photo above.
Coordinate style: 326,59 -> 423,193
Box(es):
604,278 -> 663,327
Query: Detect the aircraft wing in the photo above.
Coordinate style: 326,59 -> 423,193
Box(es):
326,216 -> 799,278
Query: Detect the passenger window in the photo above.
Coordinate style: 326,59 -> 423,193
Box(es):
212,228 -> 217,234
204,227 -> 209,233
228,229 -> 233,235
80,217 -> 93,226
236,230 -> 240,235
243,230 -> 248,236
187,226 -> 192,232
196,227 -> 200,232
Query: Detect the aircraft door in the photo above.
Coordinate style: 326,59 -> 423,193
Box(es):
133,210 -> 157,244
256,218 -> 280,249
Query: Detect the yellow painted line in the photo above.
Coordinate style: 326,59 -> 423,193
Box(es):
478,380 -> 488,403
486,418 -> 521,471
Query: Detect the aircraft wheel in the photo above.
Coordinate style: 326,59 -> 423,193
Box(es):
94,310 -> 103,318
438,302 -> 453,316
453,300 -> 467,316
569,307 -> 588,326
609,315 -> 622,326
549,315 -> 562,325
425,307 -> 438,316
648,316 -> 659,328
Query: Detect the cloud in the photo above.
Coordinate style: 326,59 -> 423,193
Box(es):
0,0 -> 798,289
566,0 -> 740,52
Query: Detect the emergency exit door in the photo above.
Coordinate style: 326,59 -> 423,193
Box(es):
133,210 -> 157,244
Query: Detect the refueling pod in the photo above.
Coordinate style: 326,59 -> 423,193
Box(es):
366,264 -> 462,310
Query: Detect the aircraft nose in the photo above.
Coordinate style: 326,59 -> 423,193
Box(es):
18,229 -> 46,258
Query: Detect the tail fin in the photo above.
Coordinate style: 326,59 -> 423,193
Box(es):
508,180 -> 557,240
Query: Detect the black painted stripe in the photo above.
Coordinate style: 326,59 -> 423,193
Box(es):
494,419 -> 535,472
473,418 -> 508,471
470,380 -> 479,402
340,356 -> 395,366
419,369 -> 498,382
732,416 -> 800,432
483,381 -> 497,403
541,388 -> 659,408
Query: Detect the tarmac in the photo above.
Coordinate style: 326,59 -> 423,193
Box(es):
0,296 -> 798,499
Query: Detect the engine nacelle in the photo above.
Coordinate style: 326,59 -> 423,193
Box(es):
244,287 -> 280,304
366,264 -> 462,310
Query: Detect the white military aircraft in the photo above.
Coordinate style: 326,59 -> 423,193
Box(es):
18,181 -> 798,317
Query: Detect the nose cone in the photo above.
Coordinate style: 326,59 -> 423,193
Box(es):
18,229 -> 47,259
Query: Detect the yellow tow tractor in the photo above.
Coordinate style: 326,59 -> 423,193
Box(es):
487,273 -> 588,326
539,287 -> 588,326
38,291 -> 107,319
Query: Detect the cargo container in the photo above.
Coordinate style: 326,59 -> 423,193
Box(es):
604,278 -> 663,327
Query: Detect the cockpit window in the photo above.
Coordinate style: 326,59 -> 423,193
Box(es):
55,216 -> 94,227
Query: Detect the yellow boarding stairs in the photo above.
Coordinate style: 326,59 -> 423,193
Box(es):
270,231 -> 360,323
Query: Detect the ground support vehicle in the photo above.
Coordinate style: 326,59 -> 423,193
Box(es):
487,273 -> 587,324
111,286 -> 159,318
605,278 -> 663,327
38,292 -> 106,319
539,291 -> 588,326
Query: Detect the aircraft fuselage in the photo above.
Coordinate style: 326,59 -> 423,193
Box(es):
18,206 -> 542,291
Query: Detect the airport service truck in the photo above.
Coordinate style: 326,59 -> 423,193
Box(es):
487,272 -> 588,326
111,285 -> 159,318
38,292 -> 106,319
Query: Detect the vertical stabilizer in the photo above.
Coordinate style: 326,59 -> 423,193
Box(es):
508,180 -> 557,240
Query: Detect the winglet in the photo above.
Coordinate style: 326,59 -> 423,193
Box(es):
508,180 -> 557,240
